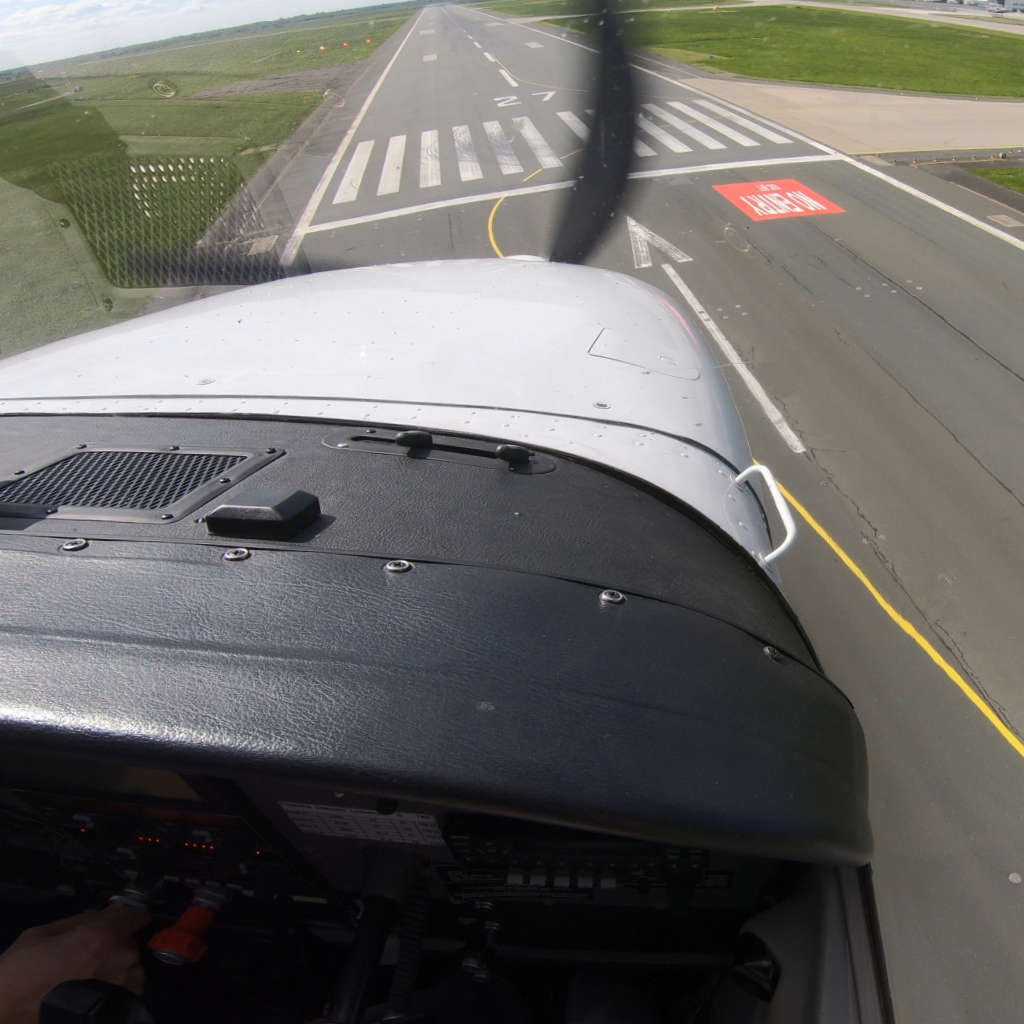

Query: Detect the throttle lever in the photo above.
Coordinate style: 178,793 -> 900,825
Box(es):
40,979 -> 155,1024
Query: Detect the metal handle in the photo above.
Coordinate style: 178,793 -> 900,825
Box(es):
735,464 -> 796,566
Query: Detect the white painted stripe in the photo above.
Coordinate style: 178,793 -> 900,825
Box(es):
422,53 -> 437,62
556,110 -> 589,141
666,101 -> 758,147
661,264 -> 806,455
513,116 -> 561,169
305,155 -> 844,235
526,40 -> 543,48
636,113 -> 690,154
420,129 -> 441,189
452,124 -> 483,182
643,103 -> 723,150
693,99 -> 793,144
484,51 -> 496,62
420,29 -> 435,35
840,153 -> 1024,254
473,40 -> 482,48
498,67 -> 518,87
281,7 -> 424,265
483,120 -> 523,174
332,139 -> 374,204
307,181 -> 576,233
558,109 -> 654,157
629,153 -> 838,182
377,134 -> 406,196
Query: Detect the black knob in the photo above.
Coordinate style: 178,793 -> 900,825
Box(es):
495,444 -> 531,467
41,980 -> 155,1024
395,430 -> 433,450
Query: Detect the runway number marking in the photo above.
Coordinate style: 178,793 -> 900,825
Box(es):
494,92 -> 555,106
714,179 -> 844,221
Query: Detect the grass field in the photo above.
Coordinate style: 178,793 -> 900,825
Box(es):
547,5 -> 1024,96
0,6 -> 413,293
476,0 -> 744,16
969,166 -> 1024,196
60,10 -> 409,83
1,7 -> 413,202
47,9 -> 410,177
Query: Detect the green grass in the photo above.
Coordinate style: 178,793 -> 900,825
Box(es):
1,6 -> 412,202
39,10 -> 410,177
0,79 -> 124,201
547,5 -> 1024,96
968,166 -> 1024,196
477,0 -> 741,16
59,12 -> 408,82
0,8 -> 412,295
0,178 -> 156,354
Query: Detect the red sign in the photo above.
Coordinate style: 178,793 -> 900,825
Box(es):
713,179 -> 845,221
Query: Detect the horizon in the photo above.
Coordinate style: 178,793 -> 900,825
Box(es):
0,0 -> 420,70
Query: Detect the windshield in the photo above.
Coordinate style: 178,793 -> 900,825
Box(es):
3,1 -> 1024,1020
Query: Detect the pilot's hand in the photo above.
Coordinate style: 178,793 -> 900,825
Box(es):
0,902 -> 150,1024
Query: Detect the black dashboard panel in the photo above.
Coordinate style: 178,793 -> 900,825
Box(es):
0,752 -> 790,933
0,415 -> 870,868
0,414 -> 814,663
0,538 -> 869,865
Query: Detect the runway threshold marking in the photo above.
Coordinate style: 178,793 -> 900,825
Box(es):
281,8 -> 426,265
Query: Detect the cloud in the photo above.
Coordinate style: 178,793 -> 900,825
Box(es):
0,0 -> 219,64
0,0 -> 378,65
2,0 -> 156,29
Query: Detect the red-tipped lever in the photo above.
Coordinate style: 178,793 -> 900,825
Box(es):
148,886 -> 227,965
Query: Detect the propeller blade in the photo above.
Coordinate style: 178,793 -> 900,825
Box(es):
549,8 -> 636,265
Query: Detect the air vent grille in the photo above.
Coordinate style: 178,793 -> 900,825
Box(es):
0,451 -> 245,510
0,446 -> 282,523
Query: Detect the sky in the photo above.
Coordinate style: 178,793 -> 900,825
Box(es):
0,0 -> 388,68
